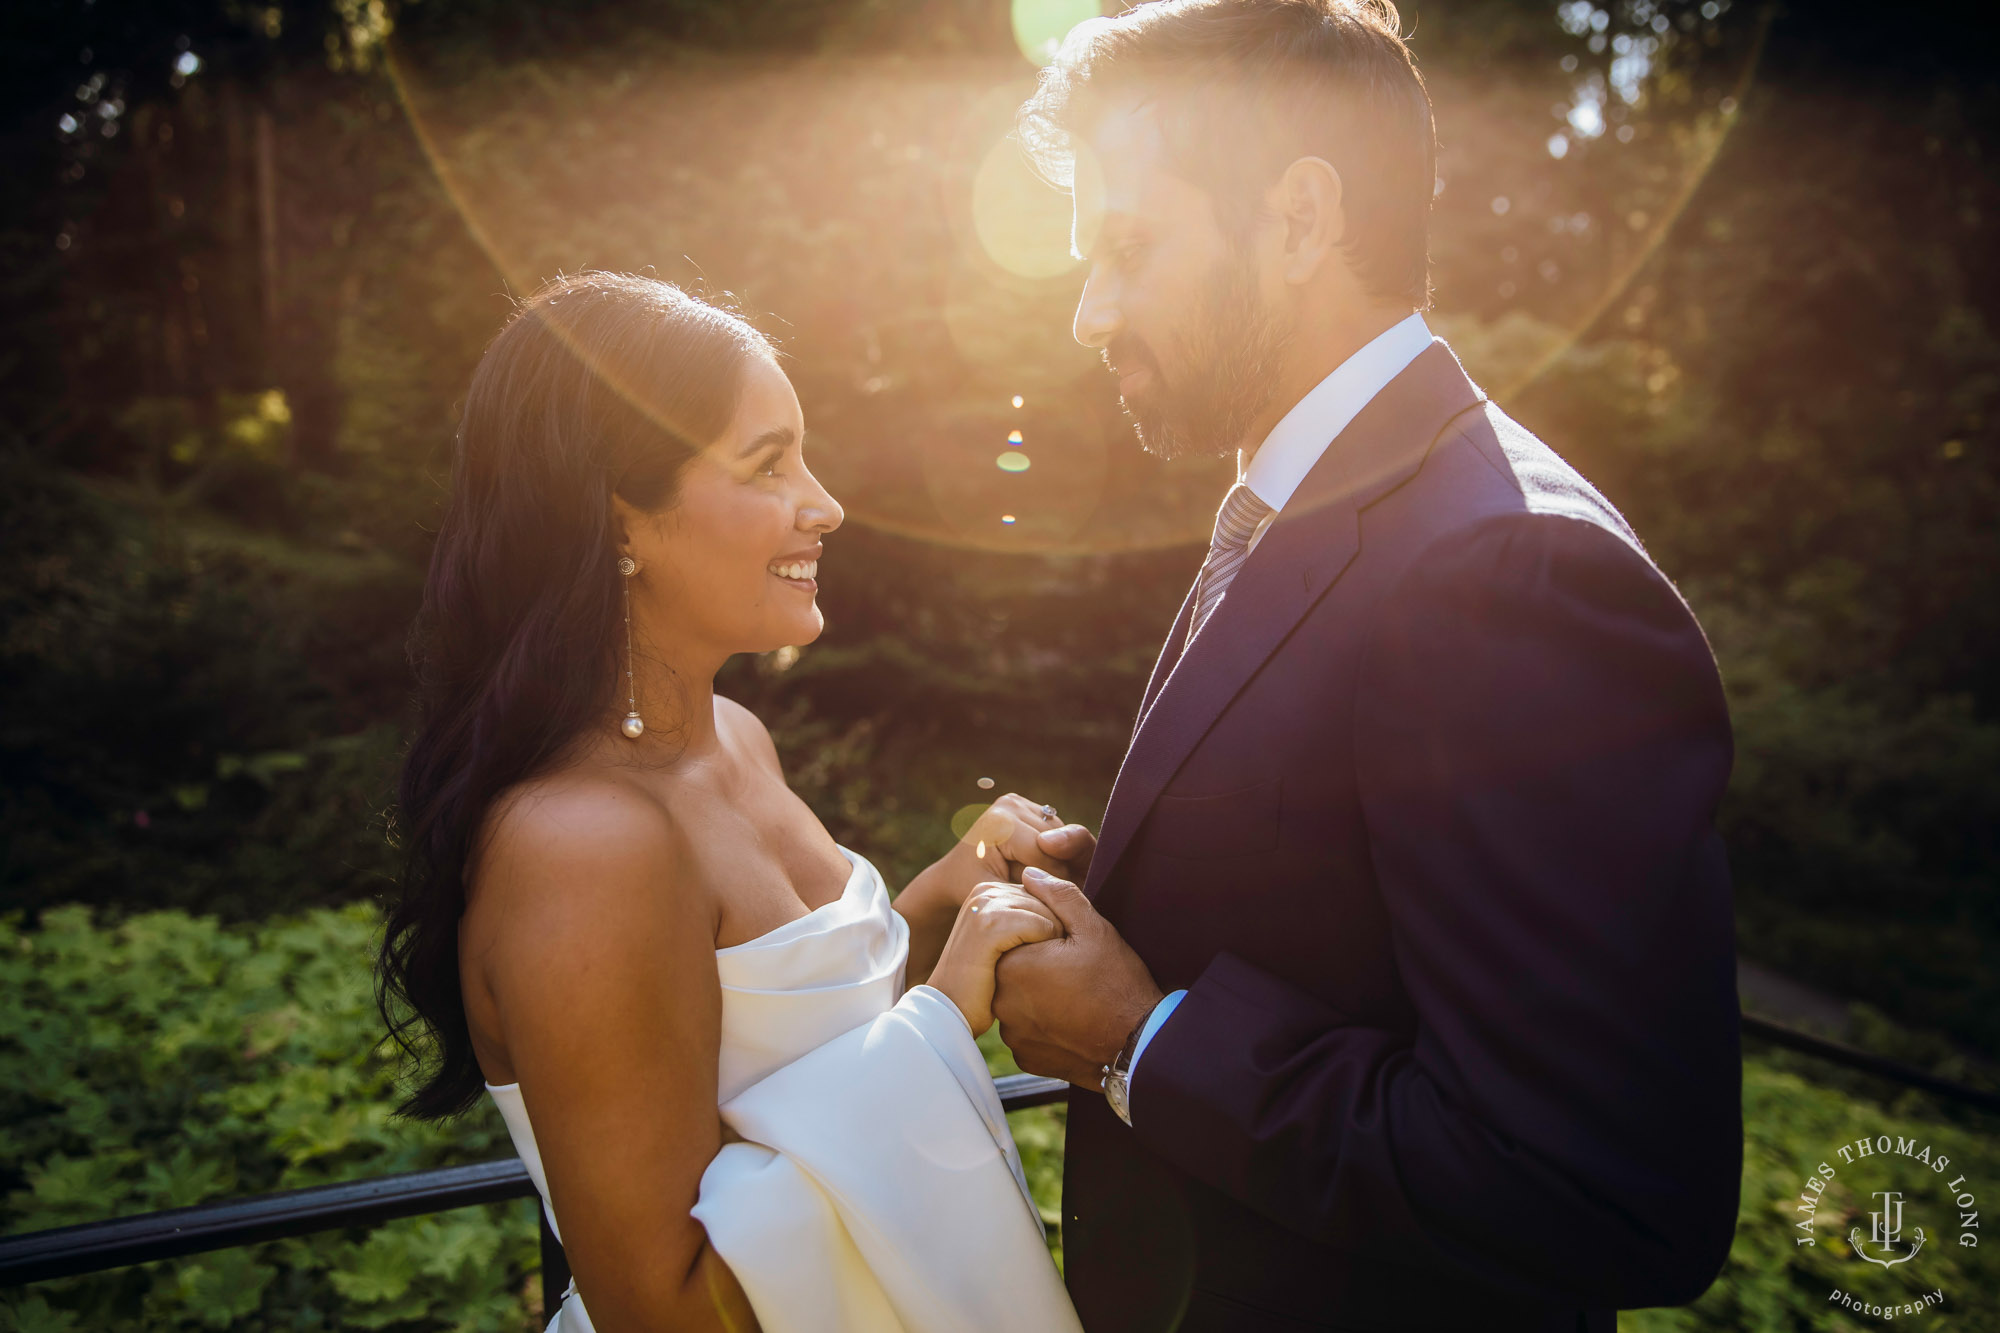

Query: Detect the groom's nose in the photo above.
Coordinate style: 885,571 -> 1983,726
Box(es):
1073,266 -> 1121,350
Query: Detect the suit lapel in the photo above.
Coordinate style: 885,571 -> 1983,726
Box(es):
1132,578 -> 1200,739
1085,342 -> 1485,899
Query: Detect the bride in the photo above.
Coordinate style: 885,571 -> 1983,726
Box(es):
378,272 -> 1087,1331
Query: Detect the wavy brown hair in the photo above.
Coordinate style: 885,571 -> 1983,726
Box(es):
378,272 -> 774,1119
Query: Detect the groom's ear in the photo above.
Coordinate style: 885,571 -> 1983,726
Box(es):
1273,155 -> 1345,287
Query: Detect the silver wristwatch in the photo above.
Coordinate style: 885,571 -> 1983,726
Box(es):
1101,1020 -> 1144,1127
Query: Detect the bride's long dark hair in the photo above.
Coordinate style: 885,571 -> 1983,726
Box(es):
379,272 -> 775,1120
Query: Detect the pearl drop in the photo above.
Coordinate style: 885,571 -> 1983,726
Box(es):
621,713 -> 645,739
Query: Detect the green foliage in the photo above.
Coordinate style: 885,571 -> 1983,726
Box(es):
6,904 -> 1996,1327
0,906 -> 538,1332
1721,669 -> 2000,1046
0,452 -> 416,920
0,901 -> 1069,1328
1623,1062 -> 2000,1331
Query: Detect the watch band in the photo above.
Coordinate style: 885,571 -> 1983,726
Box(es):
1101,1015 -> 1146,1127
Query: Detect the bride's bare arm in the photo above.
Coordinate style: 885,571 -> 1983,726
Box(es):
470,783 -> 759,1333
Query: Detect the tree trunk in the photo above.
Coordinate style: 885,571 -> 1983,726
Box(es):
255,105 -> 280,335
261,75 -> 347,473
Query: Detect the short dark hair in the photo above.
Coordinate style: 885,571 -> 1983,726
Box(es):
1020,0 -> 1436,309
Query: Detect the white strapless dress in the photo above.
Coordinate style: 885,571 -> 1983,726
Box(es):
486,847 -> 1081,1333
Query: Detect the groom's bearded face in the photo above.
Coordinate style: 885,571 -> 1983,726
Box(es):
1103,248 -> 1293,461
1072,102 -> 1295,460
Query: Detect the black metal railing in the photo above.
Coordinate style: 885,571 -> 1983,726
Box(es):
0,1072 -> 1069,1312
4,1023 -> 1996,1313
1737,1013 -> 2000,1114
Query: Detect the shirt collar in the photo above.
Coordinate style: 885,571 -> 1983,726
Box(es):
1241,312 -> 1435,515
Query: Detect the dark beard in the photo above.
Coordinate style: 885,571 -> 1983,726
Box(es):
1112,253 -> 1293,461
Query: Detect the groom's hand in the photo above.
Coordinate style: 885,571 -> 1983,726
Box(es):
992,867 -> 1163,1090
1032,822 -> 1096,883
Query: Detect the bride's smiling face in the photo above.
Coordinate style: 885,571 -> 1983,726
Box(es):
621,353 -> 842,657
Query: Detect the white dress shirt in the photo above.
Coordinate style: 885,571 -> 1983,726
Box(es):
1121,312 -> 1435,1116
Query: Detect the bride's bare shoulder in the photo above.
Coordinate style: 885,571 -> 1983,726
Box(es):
472,766 -> 696,922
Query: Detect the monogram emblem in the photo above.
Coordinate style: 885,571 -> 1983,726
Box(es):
1847,1190 -> 1925,1269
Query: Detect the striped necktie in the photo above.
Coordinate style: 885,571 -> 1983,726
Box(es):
1188,482 -> 1275,648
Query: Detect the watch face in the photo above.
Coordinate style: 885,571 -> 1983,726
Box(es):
1106,1077 -> 1131,1125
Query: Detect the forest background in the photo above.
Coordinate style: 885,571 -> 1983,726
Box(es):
2,0 -> 1998,1328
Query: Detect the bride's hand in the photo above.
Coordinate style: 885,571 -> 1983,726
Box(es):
905,792 -> 1087,914
926,882 -> 1063,1036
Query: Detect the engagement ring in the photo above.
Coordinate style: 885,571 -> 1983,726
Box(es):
1041,804 -> 1057,822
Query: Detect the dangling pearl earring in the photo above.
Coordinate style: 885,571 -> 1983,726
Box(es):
617,556 -> 645,740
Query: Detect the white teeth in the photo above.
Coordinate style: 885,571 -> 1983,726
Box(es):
770,560 -> 818,581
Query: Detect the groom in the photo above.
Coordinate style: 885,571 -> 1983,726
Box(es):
994,2 -> 1743,1330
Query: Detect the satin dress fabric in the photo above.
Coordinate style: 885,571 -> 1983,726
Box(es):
487,847 -> 1080,1333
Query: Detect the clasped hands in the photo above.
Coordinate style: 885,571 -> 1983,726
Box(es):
911,794 -> 1164,1091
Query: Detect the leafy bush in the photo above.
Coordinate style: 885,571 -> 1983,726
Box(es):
0,905 -> 538,1332
0,453 -> 417,923
1627,1060 -> 2000,1331
0,901 -> 1074,1329
6,903 -> 1997,1329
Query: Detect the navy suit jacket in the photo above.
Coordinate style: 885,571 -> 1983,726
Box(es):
1063,342 -> 1742,1332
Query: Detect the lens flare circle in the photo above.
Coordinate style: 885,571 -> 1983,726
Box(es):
950,803 -> 988,840
971,135 -> 1083,280
1010,0 -> 1102,65
380,15 -> 1771,556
